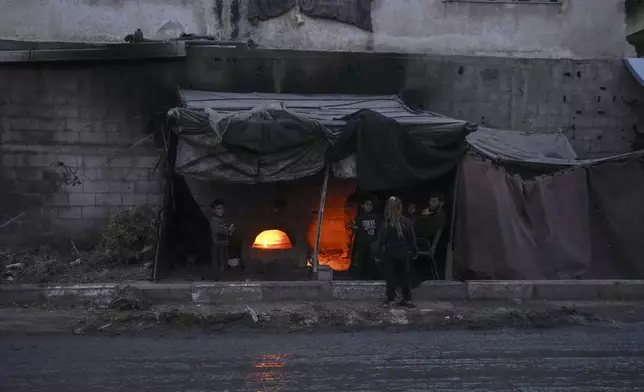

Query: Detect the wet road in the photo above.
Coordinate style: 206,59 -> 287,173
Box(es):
1,326 -> 644,391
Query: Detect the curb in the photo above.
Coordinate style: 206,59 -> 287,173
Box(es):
2,280 -> 644,307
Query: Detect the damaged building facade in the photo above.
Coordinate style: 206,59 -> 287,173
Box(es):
0,0 -> 642,253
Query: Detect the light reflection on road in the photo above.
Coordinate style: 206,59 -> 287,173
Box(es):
251,354 -> 290,392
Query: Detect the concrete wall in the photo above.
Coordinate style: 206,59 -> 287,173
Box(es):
0,60 -> 182,245
0,0 -> 632,59
1,47 -> 643,244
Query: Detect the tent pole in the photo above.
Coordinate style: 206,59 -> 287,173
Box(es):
312,165 -> 330,277
445,163 -> 461,281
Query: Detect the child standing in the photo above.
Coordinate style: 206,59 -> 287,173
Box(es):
349,196 -> 381,279
210,199 -> 234,280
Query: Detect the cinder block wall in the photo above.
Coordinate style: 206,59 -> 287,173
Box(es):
0,61 -> 182,245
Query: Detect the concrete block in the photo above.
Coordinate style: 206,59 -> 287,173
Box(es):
136,181 -> 162,194
133,156 -> 159,168
80,132 -> 107,144
598,280 -> 644,300
135,283 -> 192,304
109,181 -> 135,193
55,106 -> 80,118
67,118 -> 92,132
192,283 -> 263,304
70,193 -> 96,206
122,194 -> 148,206
44,193 -> 70,207
82,206 -> 110,219
414,282 -> 468,300
468,281 -> 534,300
262,281 -> 332,301
0,285 -> 46,305
96,193 -> 121,206
54,131 -> 81,143
332,282 -> 385,300
55,206 -> 82,219
42,284 -> 117,307
109,156 -> 134,168
83,180 -> 109,193
11,117 -> 40,130
316,265 -> 333,281
533,281 -> 601,301
80,155 -> 107,168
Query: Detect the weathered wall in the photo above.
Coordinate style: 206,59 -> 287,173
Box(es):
0,60 -> 183,245
0,0 -> 632,59
2,47 -> 643,244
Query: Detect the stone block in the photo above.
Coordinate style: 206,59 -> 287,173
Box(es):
96,193 -> 121,206
70,193 -> 96,206
332,282 -> 385,300
533,281 -> 601,301
82,206 -> 110,219
467,281 -> 534,300
192,283 -> 263,304
262,282 -> 332,301
122,194 -> 148,206
83,180 -> 109,193
414,282 -> 468,300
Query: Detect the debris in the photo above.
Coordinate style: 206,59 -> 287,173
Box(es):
109,285 -> 151,311
70,259 -> 82,267
5,263 -> 24,270
98,205 -> 158,264
245,306 -> 259,323
97,323 -> 112,331
143,262 -> 153,270
389,309 -> 410,325
5,276 -> 14,282
137,245 -> 154,261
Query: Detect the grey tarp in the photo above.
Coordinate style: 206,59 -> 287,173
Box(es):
168,104 -> 335,183
455,128 -> 644,279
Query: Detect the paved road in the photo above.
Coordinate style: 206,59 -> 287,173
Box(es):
1,326 -> 644,391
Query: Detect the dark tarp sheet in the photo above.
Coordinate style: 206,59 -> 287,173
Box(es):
299,0 -> 374,32
169,105 -> 335,183
248,0 -> 374,31
248,0 -> 295,22
328,109 -> 471,191
454,153 -> 644,280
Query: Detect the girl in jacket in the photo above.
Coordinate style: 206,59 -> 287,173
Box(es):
374,196 -> 418,308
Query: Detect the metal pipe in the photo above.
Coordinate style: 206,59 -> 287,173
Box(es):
312,166 -> 330,276
445,164 -> 461,281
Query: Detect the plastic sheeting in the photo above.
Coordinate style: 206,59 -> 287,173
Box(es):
454,153 -> 644,280
169,106 -> 335,183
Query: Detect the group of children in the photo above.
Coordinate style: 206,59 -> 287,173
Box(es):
348,193 -> 446,281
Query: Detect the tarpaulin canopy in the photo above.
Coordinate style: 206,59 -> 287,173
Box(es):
169,89 -> 473,185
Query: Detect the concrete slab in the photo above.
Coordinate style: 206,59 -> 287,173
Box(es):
42,284 -> 118,307
135,282 -> 193,304
598,280 -> 644,300
468,281 -> 534,300
414,282 -> 468,300
192,283 -> 263,304
262,281 -> 332,301
533,281 -> 602,300
332,281 -> 385,300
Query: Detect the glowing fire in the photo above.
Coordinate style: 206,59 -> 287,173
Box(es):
252,229 -> 293,250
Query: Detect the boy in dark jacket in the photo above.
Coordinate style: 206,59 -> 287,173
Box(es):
349,196 -> 381,279
210,199 -> 234,280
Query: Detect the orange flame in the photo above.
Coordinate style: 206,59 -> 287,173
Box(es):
252,230 -> 293,250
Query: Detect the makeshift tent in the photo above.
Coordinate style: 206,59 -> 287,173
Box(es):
165,89 -> 644,281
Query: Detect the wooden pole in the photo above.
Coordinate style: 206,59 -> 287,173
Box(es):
312,165 -> 330,276
445,163 -> 461,281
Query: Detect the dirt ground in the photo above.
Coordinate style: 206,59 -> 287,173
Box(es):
2,300 -> 643,336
